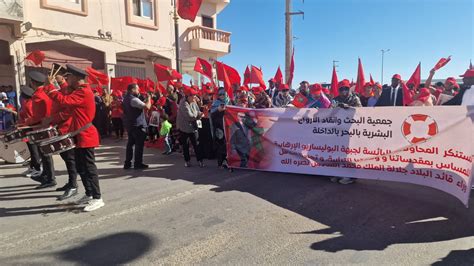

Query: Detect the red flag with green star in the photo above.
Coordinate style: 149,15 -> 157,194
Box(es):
177,0 -> 202,22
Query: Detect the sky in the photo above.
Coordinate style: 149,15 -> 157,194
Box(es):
218,0 -> 473,85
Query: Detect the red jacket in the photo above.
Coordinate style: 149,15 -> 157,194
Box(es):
50,82 -> 74,135
25,86 -> 52,126
48,83 -> 100,148
18,98 -> 33,124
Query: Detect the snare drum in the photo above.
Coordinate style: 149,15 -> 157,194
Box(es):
39,135 -> 75,156
26,127 -> 59,144
4,127 -> 33,143
0,139 -> 31,163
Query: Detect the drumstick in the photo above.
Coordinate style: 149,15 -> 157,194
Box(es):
48,64 -> 56,79
52,65 -> 63,78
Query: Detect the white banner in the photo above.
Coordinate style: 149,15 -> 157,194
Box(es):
224,106 -> 474,206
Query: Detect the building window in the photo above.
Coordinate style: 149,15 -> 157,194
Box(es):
132,0 -> 153,19
40,0 -> 88,16
126,0 -> 158,30
202,16 -> 214,28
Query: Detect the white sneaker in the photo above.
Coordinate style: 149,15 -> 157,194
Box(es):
22,168 -> 34,176
27,169 -> 42,178
76,195 -> 93,205
339,177 -> 355,185
84,198 -> 105,212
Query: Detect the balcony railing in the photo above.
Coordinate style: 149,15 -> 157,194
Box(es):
188,26 -> 231,44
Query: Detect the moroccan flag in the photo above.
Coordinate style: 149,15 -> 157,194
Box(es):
26,50 -> 45,66
287,48 -> 295,87
137,79 -> 150,94
243,66 -> 251,85
86,67 -> 109,86
274,66 -> 283,85
111,77 -> 124,92
330,65 -> 339,97
401,81 -> 414,106
221,66 -> 234,100
432,56 -> 451,71
194,57 -> 214,82
355,58 -> 365,94
407,63 -> 421,89
370,74 -> 375,86
250,66 -> 266,89
216,61 -> 241,85
177,0 -> 202,22
154,63 -> 182,81
292,93 -> 308,108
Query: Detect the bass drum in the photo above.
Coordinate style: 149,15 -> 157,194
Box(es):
0,140 -> 31,164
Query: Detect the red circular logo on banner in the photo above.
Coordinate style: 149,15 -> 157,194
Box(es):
402,114 -> 438,144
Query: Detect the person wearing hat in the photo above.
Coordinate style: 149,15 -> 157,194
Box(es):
274,84 -> 294,107
375,74 -> 405,106
24,71 -> 57,189
367,83 -> 382,107
253,86 -> 272,109
176,87 -> 204,167
265,78 -> 279,102
17,86 -> 43,177
122,82 -> 152,170
43,69 -> 81,201
444,67 -> 474,106
44,64 -> 104,211
307,83 -> 331,109
333,79 -> 362,109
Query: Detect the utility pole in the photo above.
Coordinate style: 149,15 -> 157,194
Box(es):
173,0 -> 180,72
381,49 -> 390,85
285,0 -> 304,85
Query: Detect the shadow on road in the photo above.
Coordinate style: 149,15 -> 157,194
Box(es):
432,248 -> 474,266
57,231 -> 154,265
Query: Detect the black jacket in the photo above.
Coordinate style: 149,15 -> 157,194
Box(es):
375,86 -> 404,106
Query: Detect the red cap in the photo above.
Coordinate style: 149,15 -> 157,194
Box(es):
167,80 -> 175,87
278,84 -> 290,91
460,69 -> 474,78
184,85 -> 198,96
309,83 -> 323,95
239,85 -> 249,92
252,86 -> 264,95
338,79 -> 351,89
363,82 -> 372,88
445,77 -> 459,88
322,87 -> 330,95
392,74 -> 402,80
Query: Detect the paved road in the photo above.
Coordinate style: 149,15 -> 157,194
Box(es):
0,139 -> 473,265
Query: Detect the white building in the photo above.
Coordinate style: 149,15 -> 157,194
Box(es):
0,0 -> 231,95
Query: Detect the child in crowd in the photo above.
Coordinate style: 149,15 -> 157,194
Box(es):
160,114 -> 173,155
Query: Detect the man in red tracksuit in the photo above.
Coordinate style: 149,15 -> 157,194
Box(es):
44,64 -> 104,212
24,71 -> 56,189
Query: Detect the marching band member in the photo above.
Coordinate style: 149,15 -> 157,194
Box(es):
24,71 -> 56,189
18,85 -> 42,177
45,72 -> 79,201
44,64 -> 104,212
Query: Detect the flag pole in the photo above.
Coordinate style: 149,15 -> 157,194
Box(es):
173,0 -> 180,73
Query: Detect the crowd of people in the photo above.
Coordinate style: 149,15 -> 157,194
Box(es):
2,63 -> 473,212
111,65 -> 473,184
